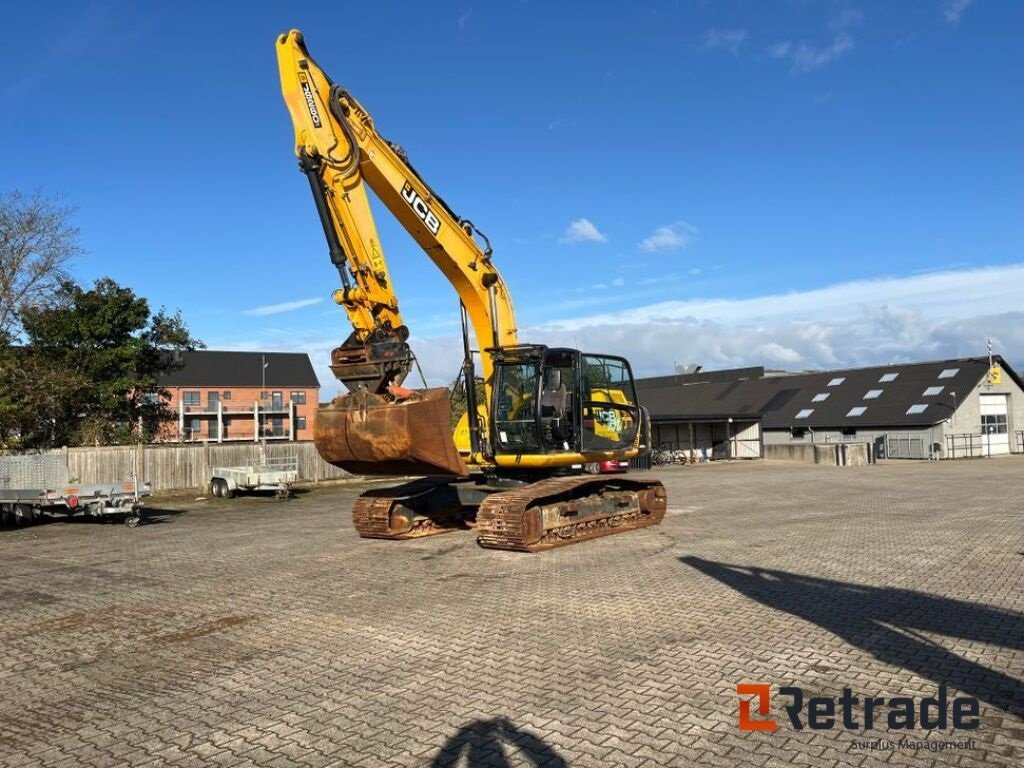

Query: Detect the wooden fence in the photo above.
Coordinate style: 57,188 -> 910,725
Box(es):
45,442 -> 352,491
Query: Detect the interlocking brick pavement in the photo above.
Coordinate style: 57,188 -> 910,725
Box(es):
0,458 -> 1021,767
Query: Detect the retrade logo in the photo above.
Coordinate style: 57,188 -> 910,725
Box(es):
737,684 -> 778,732
736,684 -> 979,732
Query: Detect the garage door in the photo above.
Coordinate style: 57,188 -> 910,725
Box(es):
980,393 -> 1010,456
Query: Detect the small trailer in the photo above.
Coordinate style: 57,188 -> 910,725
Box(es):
0,454 -> 150,528
209,455 -> 298,499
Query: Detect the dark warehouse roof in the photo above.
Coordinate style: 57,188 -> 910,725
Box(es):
157,350 -> 321,388
636,356 -> 1020,429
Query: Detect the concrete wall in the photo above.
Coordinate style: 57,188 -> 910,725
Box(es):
764,427 -> 937,460
765,442 -> 871,465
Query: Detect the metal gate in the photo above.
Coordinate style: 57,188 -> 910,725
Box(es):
885,433 -> 927,459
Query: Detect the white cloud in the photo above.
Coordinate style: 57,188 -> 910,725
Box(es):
769,9 -> 861,73
639,222 -> 697,253
770,33 -> 854,72
943,0 -> 972,26
242,297 -> 323,317
547,117 -> 574,131
560,218 -> 608,245
699,28 -> 749,55
222,264 -> 1024,390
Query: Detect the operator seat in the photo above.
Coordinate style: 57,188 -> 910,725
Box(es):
540,369 -> 569,418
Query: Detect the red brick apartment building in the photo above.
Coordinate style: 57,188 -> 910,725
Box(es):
157,351 -> 320,443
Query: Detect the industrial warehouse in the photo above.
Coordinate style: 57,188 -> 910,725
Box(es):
637,355 -> 1024,461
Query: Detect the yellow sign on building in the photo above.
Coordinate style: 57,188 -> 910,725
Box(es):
989,365 -> 1003,385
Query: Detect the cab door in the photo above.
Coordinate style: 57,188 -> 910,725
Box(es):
579,354 -> 641,453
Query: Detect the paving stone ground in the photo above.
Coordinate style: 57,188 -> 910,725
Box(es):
1,458 -> 1021,768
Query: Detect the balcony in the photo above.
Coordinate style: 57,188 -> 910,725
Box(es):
177,399 -> 302,443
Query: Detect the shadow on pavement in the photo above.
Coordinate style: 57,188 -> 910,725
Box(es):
680,556 -> 1024,717
138,507 -> 187,525
431,718 -> 568,768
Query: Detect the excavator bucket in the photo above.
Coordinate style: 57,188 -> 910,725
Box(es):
314,388 -> 470,477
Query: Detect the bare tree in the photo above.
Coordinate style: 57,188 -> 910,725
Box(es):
0,191 -> 82,336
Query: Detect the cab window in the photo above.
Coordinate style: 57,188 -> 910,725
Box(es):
581,355 -> 639,451
493,362 -> 540,452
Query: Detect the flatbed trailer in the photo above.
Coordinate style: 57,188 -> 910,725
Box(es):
210,455 -> 298,499
0,454 -> 150,528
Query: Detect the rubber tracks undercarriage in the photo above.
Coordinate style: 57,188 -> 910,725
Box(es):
351,475 -> 667,552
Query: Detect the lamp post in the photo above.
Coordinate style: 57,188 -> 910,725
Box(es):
260,355 -> 269,439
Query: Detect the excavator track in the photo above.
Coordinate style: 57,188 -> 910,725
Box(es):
352,478 -> 469,539
476,475 -> 667,552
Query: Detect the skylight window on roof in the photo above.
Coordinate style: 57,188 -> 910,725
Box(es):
906,404 -> 928,415
847,406 -> 867,417
879,373 -> 899,383
795,409 -> 814,419
938,368 -> 959,379
827,377 -> 846,387
812,393 -> 830,403
864,389 -> 883,399
923,386 -> 944,397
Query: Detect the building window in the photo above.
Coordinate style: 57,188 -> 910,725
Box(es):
795,409 -> 814,419
222,391 -> 232,400
923,386 -> 944,397
847,406 -> 867,417
938,368 -> 959,379
841,427 -> 857,436
271,417 -> 284,436
185,417 -> 200,437
291,391 -> 307,405
863,389 -> 883,400
981,414 -> 1008,434
827,377 -> 846,387
790,427 -> 806,439
183,391 -> 200,406
296,416 -> 307,430
272,391 -> 283,409
879,372 -> 899,383
811,393 -> 830,403
906,404 -> 928,415
142,391 -> 161,405
209,420 -> 219,439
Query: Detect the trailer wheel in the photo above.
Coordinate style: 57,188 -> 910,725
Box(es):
14,504 -> 34,526
124,514 -> 141,528
211,478 -> 233,499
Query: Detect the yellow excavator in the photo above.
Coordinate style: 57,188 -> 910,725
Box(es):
276,30 -> 666,551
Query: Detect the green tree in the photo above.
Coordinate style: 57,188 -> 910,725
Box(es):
13,278 -> 203,447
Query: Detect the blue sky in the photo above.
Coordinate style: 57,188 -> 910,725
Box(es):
2,1 -> 1022,391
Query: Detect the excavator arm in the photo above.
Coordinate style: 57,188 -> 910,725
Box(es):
277,30 -> 517,391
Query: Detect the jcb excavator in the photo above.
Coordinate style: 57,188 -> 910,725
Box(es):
276,30 -> 666,551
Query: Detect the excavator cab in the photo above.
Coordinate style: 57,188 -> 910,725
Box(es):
491,346 -> 641,458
